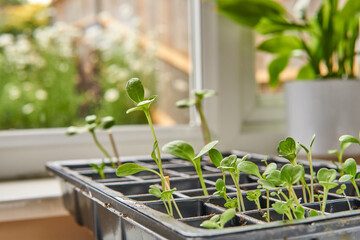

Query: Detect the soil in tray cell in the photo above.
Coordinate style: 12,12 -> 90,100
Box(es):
145,199 -> 223,219
179,214 -> 252,228
304,199 -> 360,213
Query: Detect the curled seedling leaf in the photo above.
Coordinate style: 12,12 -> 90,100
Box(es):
200,208 -> 235,229
277,137 -> 300,165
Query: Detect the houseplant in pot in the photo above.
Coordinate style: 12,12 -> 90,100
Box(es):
212,0 -> 360,159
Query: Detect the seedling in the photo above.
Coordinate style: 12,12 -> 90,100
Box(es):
237,157 -> 277,222
213,179 -> 238,209
317,168 -> 338,215
336,184 -> 352,211
176,89 -> 216,146
277,137 -> 301,165
246,190 -> 262,212
90,160 -> 106,180
300,134 -> 316,203
149,185 -> 177,217
116,78 -> 182,218
278,137 -> 310,204
67,115 -> 118,168
218,155 -> 248,212
200,208 -> 236,229
329,134 -> 360,175
272,198 -> 295,221
339,158 -> 360,197
162,140 -> 219,196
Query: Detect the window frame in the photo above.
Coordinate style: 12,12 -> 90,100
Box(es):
0,1 -> 286,179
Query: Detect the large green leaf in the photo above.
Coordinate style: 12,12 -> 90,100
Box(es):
257,35 -> 303,54
268,55 -> 289,88
297,64 -> 316,80
215,0 -> 287,28
126,78 -> 145,103
255,18 -> 308,34
116,163 -> 160,177
162,140 -> 195,161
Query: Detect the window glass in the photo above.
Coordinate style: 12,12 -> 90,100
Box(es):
0,0 -> 191,130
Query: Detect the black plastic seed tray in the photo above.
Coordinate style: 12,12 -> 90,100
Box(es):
46,151 -> 360,240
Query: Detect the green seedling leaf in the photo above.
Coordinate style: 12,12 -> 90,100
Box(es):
99,116 -> 115,129
343,158 -> 357,177
272,201 -> 290,215
294,205 -> 305,219
224,198 -> 238,209
339,174 -> 353,182
162,140 -> 195,161
219,155 -> 238,171
161,188 -> 176,200
176,98 -> 196,108
126,106 -> 143,114
310,209 -> 319,217
200,220 -> 219,229
328,149 -> 338,155
66,126 -> 87,135
280,164 -> 303,186
210,215 -> 220,222
246,190 -> 261,201
219,208 -> 236,228
195,140 -> 219,159
195,89 -> 217,100
263,162 -> 277,177
116,163 -> 160,177
85,115 -> 97,124
258,179 -> 277,190
208,149 -> 223,167
126,78 -> 144,103
238,161 -> 261,179
310,134 -> 316,148
149,185 -> 162,198
339,135 -> 360,144
277,137 -> 300,164
86,123 -> 97,132
215,178 -> 226,191
151,141 -> 159,162
317,168 -> 338,189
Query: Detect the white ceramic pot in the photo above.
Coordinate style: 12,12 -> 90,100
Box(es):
285,80 -> 360,159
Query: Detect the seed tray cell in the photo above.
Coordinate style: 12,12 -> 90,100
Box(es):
46,153 -> 360,239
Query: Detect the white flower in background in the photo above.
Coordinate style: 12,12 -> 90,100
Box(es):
104,88 -> 120,102
16,35 -> 32,53
84,25 -> 103,48
35,89 -> 48,101
22,103 -> 35,115
23,82 -> 34,91
118,68 -> 130,80
0,34 -> 14,48
7,85 -> 21,100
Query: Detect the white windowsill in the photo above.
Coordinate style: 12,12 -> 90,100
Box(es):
0,178 -> 67,222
